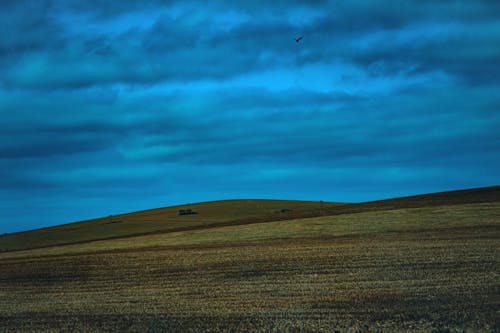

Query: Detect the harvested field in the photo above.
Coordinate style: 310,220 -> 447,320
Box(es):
1,230 -> 498,332
0,199 -> 345,252
0,187 -> 499,332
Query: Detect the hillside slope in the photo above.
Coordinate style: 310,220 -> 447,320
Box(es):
322,185 -> 500,215
0,199 -> 345,252
1,186 -> 498,253
0,187 -> 498,332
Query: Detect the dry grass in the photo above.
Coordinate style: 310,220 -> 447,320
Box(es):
0,231 -> 498,332
3,186 -> 497,253
0,187 -> 498,332
0,199 -> 345,252
2,202 -> 498,259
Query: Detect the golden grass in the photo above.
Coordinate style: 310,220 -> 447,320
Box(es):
4,186 -> 497,253
2,201 -> 498,259
0,188 -> 498,332
0,228 -> 498,332
0,199 -> 345,252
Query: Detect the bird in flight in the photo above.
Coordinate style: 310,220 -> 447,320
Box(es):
295,36 -> 303,43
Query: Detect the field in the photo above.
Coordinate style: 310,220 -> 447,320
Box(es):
0,187 -> 499,332
0,199 -> 345,252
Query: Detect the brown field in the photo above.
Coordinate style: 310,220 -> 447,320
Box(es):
0,186 -> 499,332
0,199 -> 345,252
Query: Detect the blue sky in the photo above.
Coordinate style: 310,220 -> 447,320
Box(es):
1,0 -> 499,233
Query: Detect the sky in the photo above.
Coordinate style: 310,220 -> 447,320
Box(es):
1,0 -> 499,233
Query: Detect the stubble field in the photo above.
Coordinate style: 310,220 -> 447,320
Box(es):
0,188 -> 499,332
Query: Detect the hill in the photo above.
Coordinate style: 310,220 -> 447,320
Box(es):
0,199 -> 346,252
0,186 -> 498,332
326,185 -> 500,213
1,186 -> 497,253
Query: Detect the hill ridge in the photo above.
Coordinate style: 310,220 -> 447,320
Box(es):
1,186 -> 498,253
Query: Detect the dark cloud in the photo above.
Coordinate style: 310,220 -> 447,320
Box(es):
2,0 -> 499,89
0,0 -> 499,233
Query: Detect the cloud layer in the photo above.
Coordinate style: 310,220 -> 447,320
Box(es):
1,0 -> 499,232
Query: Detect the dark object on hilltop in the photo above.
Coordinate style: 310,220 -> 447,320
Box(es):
295,36 -> 303,43
281,209 -> 291,213
178,209 -> 198,216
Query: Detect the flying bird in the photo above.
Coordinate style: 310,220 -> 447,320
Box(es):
295,36 -> 303,43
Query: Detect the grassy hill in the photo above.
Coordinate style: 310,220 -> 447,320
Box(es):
0,186 -> 498,332
0,199 -> 346,252
314,185 -> 500,217
1,186 -> 497,253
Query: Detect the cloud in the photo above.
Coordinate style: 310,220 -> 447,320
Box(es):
0,0 -> 499,232
2,0 -> 499,90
